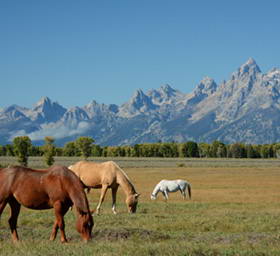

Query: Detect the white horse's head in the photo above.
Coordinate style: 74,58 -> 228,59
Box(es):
150,194 -> 156,200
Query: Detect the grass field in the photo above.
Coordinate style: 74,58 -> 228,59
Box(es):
0,157 -> 280,255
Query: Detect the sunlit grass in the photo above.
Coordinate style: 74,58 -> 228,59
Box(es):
0,158 -> 280,255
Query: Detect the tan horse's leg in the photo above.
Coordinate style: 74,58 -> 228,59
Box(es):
50,201 -> 69,243
96,184 -> 109,214
111,186 -> 119,214
8,198 -> 21,242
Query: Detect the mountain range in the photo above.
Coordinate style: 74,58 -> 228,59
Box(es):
1,58 -> 280,146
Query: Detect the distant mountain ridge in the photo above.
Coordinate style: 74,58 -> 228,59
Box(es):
1,58 -> 280,146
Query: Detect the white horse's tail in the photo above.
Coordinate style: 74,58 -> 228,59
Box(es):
187,183 -> 192,199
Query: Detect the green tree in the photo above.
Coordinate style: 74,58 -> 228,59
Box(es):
63,142 -> 78,156
210,141 -> 223,157
75,136 -> 94,159
0,145 -> 6,156
272,143 -> 280,158
13,136 -> 32,166
55,147 -> 64,156
229,143 -> 246,158
5,144 -> 14,156
198,143 -> 211,158
92,144 -> 103,157
29,145 -> 43,156
159,143 -> 174,157
132,144 -> 140,157
260,144 -> 273,158
246,144 -> 257,158
185,141 -> 199,157
43,136 -> 56,166
216,143 -> 227,158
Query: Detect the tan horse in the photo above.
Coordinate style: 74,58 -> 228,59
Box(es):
0,165 -> 93,243
68,161 -> 140,214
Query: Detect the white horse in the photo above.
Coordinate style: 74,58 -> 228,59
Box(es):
151,179 -> 191,200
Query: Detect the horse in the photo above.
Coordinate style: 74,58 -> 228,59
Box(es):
151,179 -> 191,201
68,161 -> 140,214
0,165 -> 93,243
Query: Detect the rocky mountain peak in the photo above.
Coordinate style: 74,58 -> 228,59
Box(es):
159,84 -> 176,95
233,58 -> 261,79
62,106 -> 89,122
118,89 -> 158,117
132,89 -> 146,100
30,96 -> 67,123
266,68 -> 280,80
0,105 -> 28,121
35,96 -> 52,107
194,77 -> 217,95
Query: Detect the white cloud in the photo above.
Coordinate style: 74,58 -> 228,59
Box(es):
9,121 -> 91,141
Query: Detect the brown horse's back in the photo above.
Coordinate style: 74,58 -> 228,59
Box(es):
0,165 -> 85,210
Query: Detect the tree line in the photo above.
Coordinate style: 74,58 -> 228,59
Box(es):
1,136 -> 280,167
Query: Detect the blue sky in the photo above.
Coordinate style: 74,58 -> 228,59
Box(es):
1,0 -> 280,109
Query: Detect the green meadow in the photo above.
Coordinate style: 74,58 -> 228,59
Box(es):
0,157 -> 280,255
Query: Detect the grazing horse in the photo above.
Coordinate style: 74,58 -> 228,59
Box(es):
151,179 -> 191,201
68,161 -> 140,214
0,165 -> 93,243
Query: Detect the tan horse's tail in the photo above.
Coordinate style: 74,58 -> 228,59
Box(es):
187,183 -> 192,199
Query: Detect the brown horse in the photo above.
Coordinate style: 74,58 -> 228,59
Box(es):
0,165 -> 93,243
68,161 -> 140,214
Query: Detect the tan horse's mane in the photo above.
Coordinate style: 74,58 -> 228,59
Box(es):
110,161 -> 137,194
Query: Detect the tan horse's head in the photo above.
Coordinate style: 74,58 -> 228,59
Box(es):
126,193 -> 140,213
76,212 -> 94,242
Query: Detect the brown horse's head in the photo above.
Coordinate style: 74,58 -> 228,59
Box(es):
76,212 -> 94,242
126,193 -> 140,213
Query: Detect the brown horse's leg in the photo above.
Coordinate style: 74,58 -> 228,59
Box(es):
8,198 -> 21,242
50,201 -> 69,243
111,186 -> 119,214
0,200 -> 8,216
50,219 -> 59,241
96,184 -> 108,214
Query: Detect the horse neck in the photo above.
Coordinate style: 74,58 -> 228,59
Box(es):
151,185 -> 160,197
68,186 -> 90,214
116,168 -> 136,197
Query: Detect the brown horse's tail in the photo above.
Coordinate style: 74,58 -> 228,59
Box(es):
187,184 -> 192,199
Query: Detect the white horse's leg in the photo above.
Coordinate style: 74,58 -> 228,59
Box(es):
163,190 -> 169,201
180,186 -> 186,199
182,190 -> 186,199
